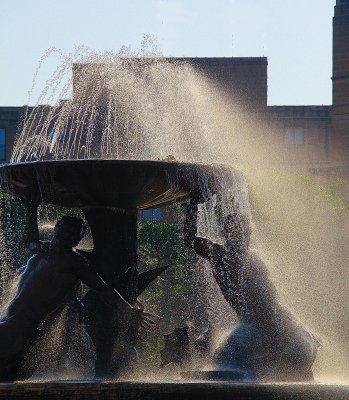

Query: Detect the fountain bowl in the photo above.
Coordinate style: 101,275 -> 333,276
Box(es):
0,159 -> 228,209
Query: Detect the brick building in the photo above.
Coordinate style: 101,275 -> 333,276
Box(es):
1,0 -> 348,182
264,106 -> 332,169
332,0 -> 349,164
0,107 -> 23,163
166,57 -> 268,111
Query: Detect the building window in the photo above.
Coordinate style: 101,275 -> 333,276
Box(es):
285,127 -> 304,145
0,128 -> 6,160
143,208 -> 164,223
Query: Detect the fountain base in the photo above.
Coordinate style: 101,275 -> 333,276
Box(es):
0,381 -> 348,400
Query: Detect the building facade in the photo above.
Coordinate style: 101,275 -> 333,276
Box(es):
1,1 -> 348,182
332,0 -> 349,164
0,107 -> 23,163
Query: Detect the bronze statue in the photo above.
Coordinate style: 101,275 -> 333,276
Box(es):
0,216 -> 153,381
184,196 -> 320,382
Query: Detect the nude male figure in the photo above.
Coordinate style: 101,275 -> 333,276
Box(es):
184,196 -> 320,381
0,216 -> 151,381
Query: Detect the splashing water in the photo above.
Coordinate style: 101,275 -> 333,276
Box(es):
3,37 -> 349,383
12,42 -> 216,164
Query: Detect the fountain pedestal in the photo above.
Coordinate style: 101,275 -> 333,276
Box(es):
82,208 -> 139,378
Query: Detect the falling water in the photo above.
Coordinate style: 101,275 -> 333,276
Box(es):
3,37 -> 349,383
12,43 -> 216,164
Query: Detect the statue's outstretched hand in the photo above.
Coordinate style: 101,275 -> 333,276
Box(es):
139,310 -> 158,332
131,303 -> 158,333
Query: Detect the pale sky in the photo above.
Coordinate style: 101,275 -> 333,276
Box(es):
0,0 -> 334,106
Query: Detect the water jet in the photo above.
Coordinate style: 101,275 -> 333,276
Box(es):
0,47 -> 347,398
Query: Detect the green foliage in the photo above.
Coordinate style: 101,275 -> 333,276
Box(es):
137,222 -> 195,314
137,221 -> 196,366
136,334 -> 165,370
0,193 -> 85,270
38,204 -> 83,223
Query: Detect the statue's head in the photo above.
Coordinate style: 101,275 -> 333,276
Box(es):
223,212 -> 251,246
53,216 -> 85,247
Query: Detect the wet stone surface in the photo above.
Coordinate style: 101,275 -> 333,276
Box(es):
0,381 -> 348,400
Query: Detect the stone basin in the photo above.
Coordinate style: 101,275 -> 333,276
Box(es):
0,159 -> 227,209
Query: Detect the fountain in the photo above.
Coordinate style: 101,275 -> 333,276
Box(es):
0,157 -> 230,379
1,160 -> 348,400
0,45 -> 348,398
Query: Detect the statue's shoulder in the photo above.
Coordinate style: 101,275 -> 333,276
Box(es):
28,252 -> 47,263
22,252 -> 47,273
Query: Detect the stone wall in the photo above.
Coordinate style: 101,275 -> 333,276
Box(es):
265,106 -> 332,169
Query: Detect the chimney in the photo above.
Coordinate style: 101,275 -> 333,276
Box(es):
335,0 -> 349,17
331,0 -> 349,162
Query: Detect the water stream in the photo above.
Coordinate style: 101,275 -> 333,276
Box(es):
2,39 -> 349,383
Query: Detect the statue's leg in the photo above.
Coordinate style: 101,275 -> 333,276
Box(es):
82,290 -> 115,378
0,355 -> 23,382
0,323 -> 42,382
0,323 -> 24,382
215,322 -> 258,381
